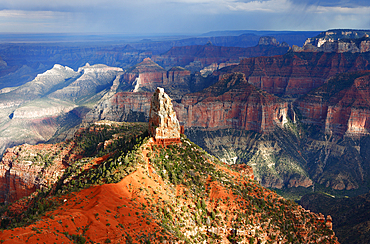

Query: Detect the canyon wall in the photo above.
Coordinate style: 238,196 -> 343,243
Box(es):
218,52 -> 370,97
295,71 -> 370,137
88,73 -> 291,134
176,73 -> 291,133
0,141 -> 79,203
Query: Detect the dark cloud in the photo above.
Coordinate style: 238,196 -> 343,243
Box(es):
0,0 -> 369,34
291,0 -> 370,8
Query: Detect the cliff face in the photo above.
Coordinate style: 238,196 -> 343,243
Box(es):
85,92 -> 153,122
185,128 -> 313,189
219,52 -> 370,97
0,141 -> 78,204
0,121 -> 148,204
288,71 -> 370,191
294,37 -> 370,53
124,58 -> 167,90
121,58 -> 193,98
301,29 -> 370,53
89,73 -> 290,134
295,71 -> 370,137
0,64 -> 124,157
148,87 -> 181,142
177,73 -> 291,133
50,63 -> 123,102
0,64 -> 80,107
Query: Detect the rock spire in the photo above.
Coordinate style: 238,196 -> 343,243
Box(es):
149,87 -> 181,144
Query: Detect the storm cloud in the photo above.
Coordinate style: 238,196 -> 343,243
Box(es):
0,0 -> 369,34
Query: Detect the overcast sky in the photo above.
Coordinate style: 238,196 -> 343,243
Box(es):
0,0 -> 369,34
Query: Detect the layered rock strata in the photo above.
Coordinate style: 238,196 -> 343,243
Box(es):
87,73 -> 291,134
177,73 -> 291,133
295,71 -> 370,136
149,87 -> 181,144
218,52 -> 370,97
122,58 -> 193,98
85,92 -> 153,122
300,29 -> 370,53
0,142 -> 78,203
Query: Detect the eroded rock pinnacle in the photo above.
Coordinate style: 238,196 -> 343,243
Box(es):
149,87 -> 180,143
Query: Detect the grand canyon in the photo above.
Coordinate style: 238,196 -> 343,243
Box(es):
0,29 -> 369,243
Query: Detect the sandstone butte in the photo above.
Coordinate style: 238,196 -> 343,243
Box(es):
123,57 -> 191,92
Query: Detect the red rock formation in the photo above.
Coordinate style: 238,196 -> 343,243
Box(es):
0,121 -> 143,204
295,71 -> 370,136
85,92 -> 153,122
87,73 -> 291,134
123,58 -> 167,89
0,141 -> 80,203
218,52 -> 370,97
326,215 -> 333,229
149,87 -> 181,144
200,62 -> 238,77
122,58 -> 193,93
167,66 -> 190,84
231,164 -> 254,180
176,73 -> 290,133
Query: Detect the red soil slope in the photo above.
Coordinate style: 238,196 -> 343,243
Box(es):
0,139 -> 337,243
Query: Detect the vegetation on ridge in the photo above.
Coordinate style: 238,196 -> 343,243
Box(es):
0,122 -> 337,243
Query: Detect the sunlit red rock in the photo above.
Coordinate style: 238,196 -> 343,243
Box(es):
176,73 -> 291,133
149,87 -> 181,144
295,71 -> 370,136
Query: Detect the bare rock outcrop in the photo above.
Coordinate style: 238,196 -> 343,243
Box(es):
149,87 -> 181,144
177,73 -> 291,133
0,142 -> 78,204
297,30 -> 370,53
295,71 -> 370,137
218,52 -> 370,97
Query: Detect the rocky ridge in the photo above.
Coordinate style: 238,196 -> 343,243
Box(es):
0,121 -> 148,204
153,36 -> 289,70
302,29 -> 370,49
0,64 -> 124,157
293,36 -> 370,53
0,112 -> 338,243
